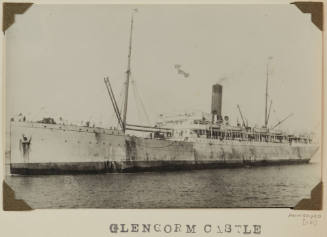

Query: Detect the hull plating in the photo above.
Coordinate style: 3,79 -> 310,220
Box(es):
9,122 -> 319,175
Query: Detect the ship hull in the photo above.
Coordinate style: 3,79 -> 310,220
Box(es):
10,159 -> 311,175
8,122 -> 318,175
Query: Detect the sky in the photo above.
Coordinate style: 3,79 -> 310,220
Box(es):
5,4 -> 322,135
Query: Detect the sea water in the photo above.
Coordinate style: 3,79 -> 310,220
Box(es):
5,161 -> 321,209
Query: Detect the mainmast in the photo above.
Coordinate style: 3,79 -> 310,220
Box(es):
122,10 -> 136,133
264,62 -> 268,128
264,57 -> 272,128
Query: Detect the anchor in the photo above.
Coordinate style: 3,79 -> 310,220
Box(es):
19,134 -> 32,162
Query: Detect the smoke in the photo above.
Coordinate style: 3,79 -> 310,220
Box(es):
174,64 -> 190,78
218,76 -> 228,84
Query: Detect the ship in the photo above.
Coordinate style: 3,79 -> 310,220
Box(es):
8,12 -> 319,175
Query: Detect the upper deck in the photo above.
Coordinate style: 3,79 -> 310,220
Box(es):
155,112 -> 314,145
10,121 -> 124,136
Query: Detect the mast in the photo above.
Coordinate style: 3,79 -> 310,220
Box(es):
264,57 -> 272,128
122,10 -> 136,133
264,62 -> 269,128
267,99 -> 272,126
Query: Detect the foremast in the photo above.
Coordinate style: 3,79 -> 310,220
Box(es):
264,57 -> 273,129
122,10 -> 136,133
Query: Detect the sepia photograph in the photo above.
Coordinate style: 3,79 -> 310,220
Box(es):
3,3 -> 323,209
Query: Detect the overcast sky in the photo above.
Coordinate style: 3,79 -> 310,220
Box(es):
5,4 -> 322,134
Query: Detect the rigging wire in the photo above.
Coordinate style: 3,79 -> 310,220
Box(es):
270,108 -> 280,130
131,79 -> 143,124
132,79 -> 151,125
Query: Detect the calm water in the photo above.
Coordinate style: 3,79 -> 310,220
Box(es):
5,162 -> 321,209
